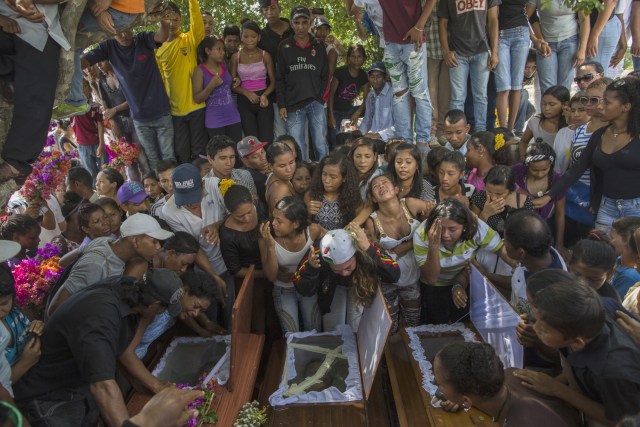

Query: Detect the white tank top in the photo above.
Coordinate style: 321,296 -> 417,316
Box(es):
370,199 -> 420,287
274,228 -> 313,289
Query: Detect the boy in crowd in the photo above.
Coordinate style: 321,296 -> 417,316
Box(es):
438,0 -> 499,133
156,0 -> 208,164
514,50 -> 537,135
117,182 -> 151,216
151,160 -> 178,220
258,0 -> 294,140
514,282 -> 640,426
66,167 -> 100,202
206,136 -> 257,198
81,19 -> 175,172
359,62 -> 395,141
223,24 -> 241,64
72,80 -> 105,181
203,11 -> 214,36
237,136 -> 270,220
441,109 -> 471,155
276,6 -> 329,162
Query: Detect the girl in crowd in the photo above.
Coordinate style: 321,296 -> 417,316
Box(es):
514,142 -> 567,255
328,45 -> 368,148
0,215 -> 40,265
294,226 -> 399,332
537,77 -> 640,231
275,135 -> 302,162
77,203 -> 110,247
518,85 -> 571,160
413,199 -> 510,324
349,137 -> 381,201
265,142 -> 296,216
193,37 -> 242,142
259,196 -> 323,333
306,154 -> 361,230
95,197 -> 123,237
610,217 -> 640,298
220,185 -> 263,279
424,146 -> 449,186
142,172 -> 164,204
433,342 -> 579,426
95,169 -> 125,202
569,231 -> 621,301
291,162 -> 313,199
553,92 -> 590,175
51,192 -> 84,255
124,232 -> 200,279
230,21 -> 276,143
528,1 -> 588,92
0,263 -> 44,384
365,174 -> 434,333
433,151 -> 474,206
465,132 -> 513,192
389,142 -> 435,201
471,165 -> 534,236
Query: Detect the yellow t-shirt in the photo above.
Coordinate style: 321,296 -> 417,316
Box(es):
111,0 -> 145,14
155,0 -> 205,116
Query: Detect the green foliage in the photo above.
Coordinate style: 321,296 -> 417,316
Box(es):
163,0 -> 383,65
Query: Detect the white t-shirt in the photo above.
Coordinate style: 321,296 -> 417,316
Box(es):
163,177 -> 227,274
553,126 -> 575,175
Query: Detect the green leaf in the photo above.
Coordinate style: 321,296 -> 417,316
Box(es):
202,413 -> 219,424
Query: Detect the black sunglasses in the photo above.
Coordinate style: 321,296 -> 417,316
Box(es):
574,73 -> 596,83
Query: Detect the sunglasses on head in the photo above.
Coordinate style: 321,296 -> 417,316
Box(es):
574,73 -> 596,83
579,96 -> 602,106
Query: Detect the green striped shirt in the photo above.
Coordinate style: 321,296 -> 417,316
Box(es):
413,219 -> 503,286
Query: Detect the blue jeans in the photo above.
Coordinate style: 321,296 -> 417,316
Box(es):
449,51 -> 490,132
66,8 -> 139,106
20,391 -> 99,427
272,286 -> 321,333
495,26 -> 530,92
596,196 -> 640,233
273,103 -> 287,140
536,34 -> 578,93
633,56 -> 640,71
77,144 -> 106,181
383,43 -> 432,144
514,88 -> 535,133
285,100 -> 328,162
133,114 -> 175,172
587,18 -> 622,78
322,285 -> 364,332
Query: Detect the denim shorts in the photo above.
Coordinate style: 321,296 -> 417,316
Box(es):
494,26 -> 530,92
596,196 -> 640,233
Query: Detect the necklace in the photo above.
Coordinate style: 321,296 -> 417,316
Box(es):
527,177 -> 546,198
492,386 -> 511,423
610,126 -> 627,138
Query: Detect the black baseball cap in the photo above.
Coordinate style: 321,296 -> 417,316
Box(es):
291,6 -> 310,20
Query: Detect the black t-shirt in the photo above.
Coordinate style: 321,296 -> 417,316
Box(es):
258,20 -> 294,65
14,279 -> 139,402
498,0 -> 531,29
219,223 -> 262,276
332,66 -> 368,113
565,318 -> 640,422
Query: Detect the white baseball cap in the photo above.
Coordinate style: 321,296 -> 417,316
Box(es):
120,213 -> 174,240
320,229 -> 356,265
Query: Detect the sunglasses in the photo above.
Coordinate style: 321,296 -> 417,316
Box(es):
579,96 -> 602,106
574,73 -> 596,83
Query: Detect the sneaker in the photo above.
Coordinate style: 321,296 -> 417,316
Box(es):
52,103 -> 90,120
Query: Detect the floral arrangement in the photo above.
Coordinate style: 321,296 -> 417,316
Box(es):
103,137 -> 141,169
11,244 -> 63,319
176,377 -> 218,427
494,133 -> 505,151
19,148 -> 76,202
219,179 -> 236,197
234,401 -> 268,427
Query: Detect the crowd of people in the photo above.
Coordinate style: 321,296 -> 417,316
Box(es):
2,0 -> 640,425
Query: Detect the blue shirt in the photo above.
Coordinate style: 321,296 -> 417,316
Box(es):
83,32 -> 171,121
612,257 -> 640,299
359,83 -> 395,140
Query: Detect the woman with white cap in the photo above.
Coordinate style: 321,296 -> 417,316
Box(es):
293,223 -> 400,332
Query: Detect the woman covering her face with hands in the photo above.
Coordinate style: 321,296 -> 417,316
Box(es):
413,199 -> 514,325
293,224 -> 400,332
